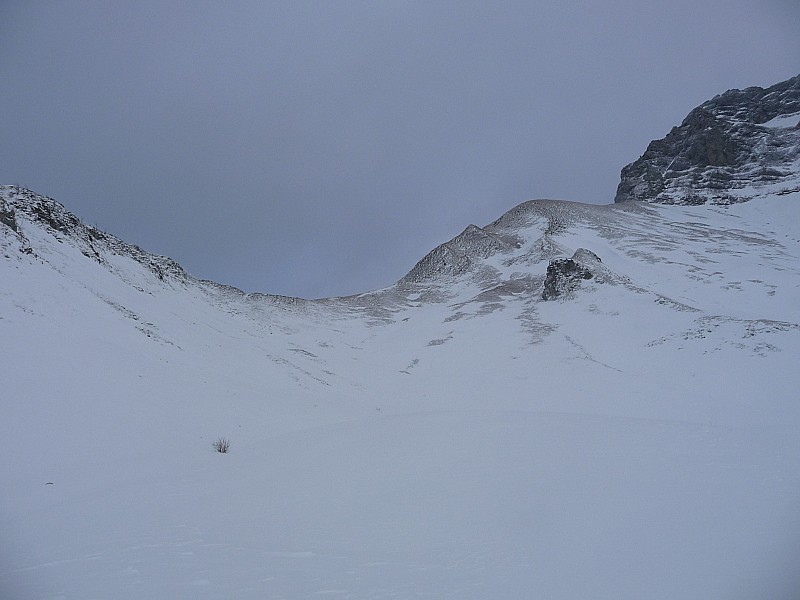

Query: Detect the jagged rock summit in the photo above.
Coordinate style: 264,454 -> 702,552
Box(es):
615,74 -> 800,205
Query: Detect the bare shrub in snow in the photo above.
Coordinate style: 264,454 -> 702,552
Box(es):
213,437 -> 231,453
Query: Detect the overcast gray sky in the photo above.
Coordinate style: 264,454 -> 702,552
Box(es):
1,1 -> 798,298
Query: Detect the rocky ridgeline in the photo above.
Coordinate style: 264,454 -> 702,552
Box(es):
615,74 -> 800,205
0,185 -> 189,283
4,76 -> 797,307
399,224 -> 514,284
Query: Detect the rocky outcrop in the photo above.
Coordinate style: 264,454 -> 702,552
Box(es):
0,198 -> 18,232
542,249 -> 601,300
615,75 -> 800,205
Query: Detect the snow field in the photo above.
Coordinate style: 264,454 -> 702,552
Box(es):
2,192 -> 800,598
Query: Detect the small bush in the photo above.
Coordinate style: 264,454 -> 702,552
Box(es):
213,437 -> 231,453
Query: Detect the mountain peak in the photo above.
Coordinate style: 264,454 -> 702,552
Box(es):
615,74 -> 800,205
0,185 -> 190,284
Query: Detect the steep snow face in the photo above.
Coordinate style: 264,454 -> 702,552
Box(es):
615,74 -> 800,205
2,185 -> 800,599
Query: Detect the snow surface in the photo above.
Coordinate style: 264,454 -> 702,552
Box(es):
762,111 -> 800,128
2,188 -> 800,599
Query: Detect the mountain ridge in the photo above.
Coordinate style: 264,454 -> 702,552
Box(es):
8,78 -> 799,303
3,77 -> 800,599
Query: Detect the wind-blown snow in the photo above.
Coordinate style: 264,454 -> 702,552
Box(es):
2,186 -> 799,599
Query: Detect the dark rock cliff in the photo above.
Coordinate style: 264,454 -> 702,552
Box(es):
615,75 -> 800,205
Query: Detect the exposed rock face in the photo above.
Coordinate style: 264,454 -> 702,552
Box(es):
542,249 -> 600,300
0,198 -> 18,232
0,185 -> 190,283
615,74 -> 800,205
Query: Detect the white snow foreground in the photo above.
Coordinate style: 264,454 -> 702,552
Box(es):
1,185 -> 799,599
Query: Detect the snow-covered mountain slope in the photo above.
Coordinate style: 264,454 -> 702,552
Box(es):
2,176 -> 800,598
